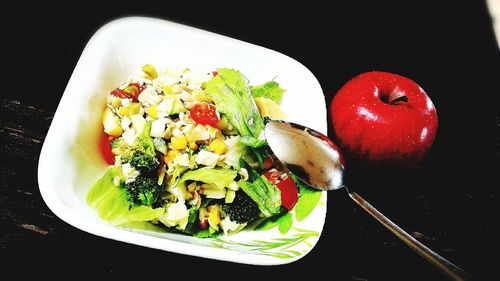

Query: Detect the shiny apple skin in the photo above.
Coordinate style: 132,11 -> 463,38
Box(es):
330,71 -> 438,166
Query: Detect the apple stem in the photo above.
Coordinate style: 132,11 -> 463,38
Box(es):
388,87 -> 408,104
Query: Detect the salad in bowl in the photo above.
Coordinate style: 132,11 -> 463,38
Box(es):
87,65 -> 320,238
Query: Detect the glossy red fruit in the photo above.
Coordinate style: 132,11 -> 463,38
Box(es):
330,71 -> 438,166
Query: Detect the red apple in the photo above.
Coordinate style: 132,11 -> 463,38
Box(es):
330,71 -> 438,166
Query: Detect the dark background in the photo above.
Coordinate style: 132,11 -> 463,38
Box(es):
1,1 -> 499,280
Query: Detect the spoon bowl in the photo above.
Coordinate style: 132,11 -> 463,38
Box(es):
265,121 -> 344,191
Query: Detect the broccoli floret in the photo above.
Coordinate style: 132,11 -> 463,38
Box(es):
121,121 -> 160,174
123,175 -> 162,206
111,137 -> 128,155
222,191 -> 260,224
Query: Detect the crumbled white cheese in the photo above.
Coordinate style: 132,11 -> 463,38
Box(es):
184,70 -> 207,90
121,98 -> 130,107
121,163 -> 140,184
187,124 -> 211,142
121,116 -> 131,131
224,136 -> 244,168
159,202 -> 189,230
219,216 -> 246,235
178,90 -> 194,102
172,128 -> 183,137
239,168 -> 249,181
195,150 -> 219,168
130,114 -> 146,134
154,72 -> 180,88
156,98 -> 173,116
181,124 -> 193,135
174,153 -> 190,167
138,86 -> 162,106
150,118 -> 168,138
228,181 -> 240,191
114,156 -> 122,166
122,129 -> 136,146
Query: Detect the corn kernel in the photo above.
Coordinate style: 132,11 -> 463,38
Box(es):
163,150 -> 180,163
111,97 -> 121,108
208,139 -> 227,155
207,205 -> 220,230
142,64 -> 158,80
117,106 -> 129,117
147,104 -> 158,119
118,103 -> 141,117
171,135 -> 188,150
163,85 -> 181,95
129,103 -> 141,115
189,142 -> 198,150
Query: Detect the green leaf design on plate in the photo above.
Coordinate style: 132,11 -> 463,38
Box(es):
211,228 -> 319,259
292,174 -> 322,222
278,213 -> 293,234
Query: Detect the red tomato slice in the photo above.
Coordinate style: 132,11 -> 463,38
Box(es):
190,102 -> 220,127
100,134 -> 115,165
276,176 -> 299,211
264,171 -> 299,211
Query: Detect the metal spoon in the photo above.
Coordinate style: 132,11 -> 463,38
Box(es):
265,120 -> 471,281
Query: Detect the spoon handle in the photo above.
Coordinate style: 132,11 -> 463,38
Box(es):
348,191 -> 472,281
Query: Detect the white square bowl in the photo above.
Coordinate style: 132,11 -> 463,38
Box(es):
38,17 -> 327,265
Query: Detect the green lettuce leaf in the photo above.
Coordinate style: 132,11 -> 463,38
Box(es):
205,68 -> 264,139
292,174 -> 322,222
178,167 -> 237,189
240,136 -> 267,148
238,176 -> 281,217
86,166 -> 164,225
250,81 -> 285,103
176,207 -> 199,235
223,136 -> 257,168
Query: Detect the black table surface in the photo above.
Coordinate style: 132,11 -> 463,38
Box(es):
1,2 -> 499,280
